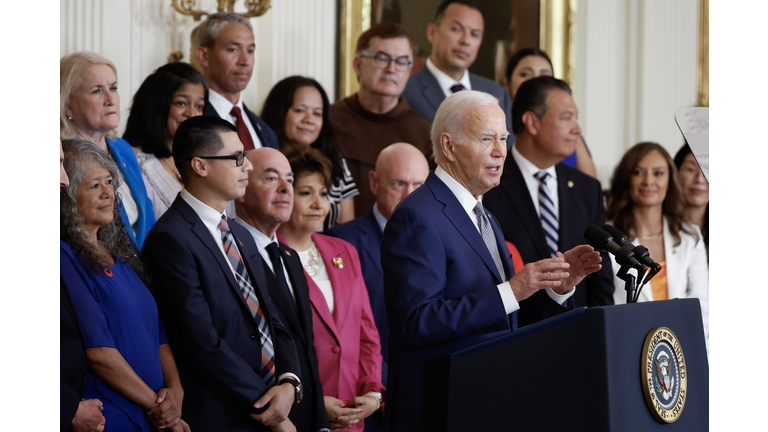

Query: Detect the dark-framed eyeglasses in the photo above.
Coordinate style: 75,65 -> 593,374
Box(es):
359,52 -> 412,71
186,151 -> 247,167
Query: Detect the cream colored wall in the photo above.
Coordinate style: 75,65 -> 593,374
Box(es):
573,0 -> 700,187
60,0 -> 700,188
60,0 -> 338,135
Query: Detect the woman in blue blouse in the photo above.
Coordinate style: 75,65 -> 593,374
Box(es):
60,52 -> 155,250
60,139 -> 189,432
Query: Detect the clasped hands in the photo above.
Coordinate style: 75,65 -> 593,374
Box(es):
509,244 -> 602,302
325,394 -> 379,431
250,382 -> 297,432
146,387 -> 189,431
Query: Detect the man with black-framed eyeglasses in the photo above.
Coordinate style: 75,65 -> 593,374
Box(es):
143,115 -> 303,432
332,22 -> 434,219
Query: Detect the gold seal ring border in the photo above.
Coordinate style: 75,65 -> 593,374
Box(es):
641,326 -> 688,424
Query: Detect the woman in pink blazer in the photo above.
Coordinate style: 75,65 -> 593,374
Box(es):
278,145 -> 384,432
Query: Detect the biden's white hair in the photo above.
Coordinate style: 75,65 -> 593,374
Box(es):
430,90 -> 499,165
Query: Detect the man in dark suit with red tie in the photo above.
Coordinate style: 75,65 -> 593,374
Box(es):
143,116 -> 299,431
234,147 -> 331,432
195,12 -> 279,150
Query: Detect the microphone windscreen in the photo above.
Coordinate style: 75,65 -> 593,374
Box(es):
603,225 -> 627,246
584,224 -> 611,249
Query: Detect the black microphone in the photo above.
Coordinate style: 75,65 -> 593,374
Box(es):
603,225 -> 662,273
583,225 -> 646,271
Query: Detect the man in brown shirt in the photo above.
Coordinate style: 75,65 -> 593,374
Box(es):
332,22 -> 433,217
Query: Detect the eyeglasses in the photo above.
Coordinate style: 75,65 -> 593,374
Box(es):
186,151 -> 247,167
359,52 -> 412,71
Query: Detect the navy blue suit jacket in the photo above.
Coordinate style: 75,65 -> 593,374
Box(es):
204,103 -> 279,150
142,195 -> 299,432
402,67 -> 515,147
483,156 -> 615,308
381,172 -> 572,432
249,240 -> 330,431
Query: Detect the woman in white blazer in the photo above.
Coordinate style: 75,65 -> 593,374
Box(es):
606,142 -> 708,342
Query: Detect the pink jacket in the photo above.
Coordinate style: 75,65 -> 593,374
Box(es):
305,233 -> 384,431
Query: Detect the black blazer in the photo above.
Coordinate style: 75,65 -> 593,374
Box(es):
250,240 -> 330,431
142,195 -> 299,432
204,103 -> 280,150
60,276 -> 88,431
484,156 -> 615,309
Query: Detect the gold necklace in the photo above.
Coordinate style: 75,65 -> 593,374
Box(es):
304,241 -> 320,277
639,230 -> 663,240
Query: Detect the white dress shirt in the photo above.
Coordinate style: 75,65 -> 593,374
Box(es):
426,57 -> 472,98
510,145 -> 559,220
208,89 -> 263,149
372,203 -> 387,233
297,247 -> 335,314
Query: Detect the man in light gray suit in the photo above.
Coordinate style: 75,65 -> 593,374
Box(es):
402,0 -> 513,145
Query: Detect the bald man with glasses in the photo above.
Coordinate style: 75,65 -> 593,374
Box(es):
332,22 -> 433,218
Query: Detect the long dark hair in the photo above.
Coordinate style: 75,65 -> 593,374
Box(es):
674,143 -> 708,252
606,142 -> 694,247
505,48 -> 553,86
123,62 -> 209,158
61,139 -> 146,279
260,76 -> 345,183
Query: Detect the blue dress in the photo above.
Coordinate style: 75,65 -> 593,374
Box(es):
60,241 -> 167,431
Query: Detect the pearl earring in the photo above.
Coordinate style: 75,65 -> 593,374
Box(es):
67,116 -> 72,120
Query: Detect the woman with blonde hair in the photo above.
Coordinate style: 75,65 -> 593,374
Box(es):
61,52 -> 155,249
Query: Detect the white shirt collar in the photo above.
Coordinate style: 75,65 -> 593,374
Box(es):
180,188 -> 226,232
426,57 -> 472,98
435,166 -> 482,233
372,203 -> 387,233
511,145 -> 557,182
208,89 -> 243,118
236,218 -> 277,251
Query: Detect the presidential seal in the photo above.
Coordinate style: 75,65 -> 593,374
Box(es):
641,327 -> 687,423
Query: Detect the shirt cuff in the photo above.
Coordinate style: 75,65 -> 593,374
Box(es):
545,286 -> 575,305
497,281 -> 520,315
277,373 -> 301,386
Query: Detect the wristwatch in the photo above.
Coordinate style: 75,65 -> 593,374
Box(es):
279,377 -> 303,404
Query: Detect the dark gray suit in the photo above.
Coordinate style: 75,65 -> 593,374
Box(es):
402,66 -> 514,146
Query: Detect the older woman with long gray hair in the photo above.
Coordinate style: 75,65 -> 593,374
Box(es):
60,139 -> 190,432
60,51 -> 155,250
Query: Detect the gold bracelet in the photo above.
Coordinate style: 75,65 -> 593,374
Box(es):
363,391 -> 381,410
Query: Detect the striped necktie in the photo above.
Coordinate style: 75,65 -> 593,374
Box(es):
218,215 -> 276,386
535,171 -> 559,257
473,202 -> 506,280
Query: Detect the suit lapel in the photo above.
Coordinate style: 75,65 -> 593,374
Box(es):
305,258 -> 342,344
500,156 -> 551,258
279,243 -> 312,345
174,197 -> 261,323
359,211 -> 383,279
313,234 -> 355,330
417,68 -> 446,113
251,246 -> 306,345
555,164 -> 576,253
428,173 -> 504,283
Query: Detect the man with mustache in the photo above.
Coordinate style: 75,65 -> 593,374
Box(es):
332,22 -> 433,218
402,0 -> 513,146
196,12 -> 279,151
